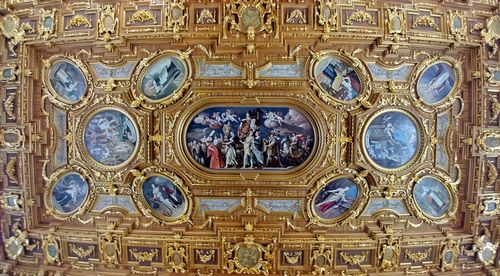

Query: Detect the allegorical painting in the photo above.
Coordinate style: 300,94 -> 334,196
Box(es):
186,107 -> 314,170
364,110 -> 419,169
313,177 -> 359,220
142,176 -> 186,218
141,55 -> 186,100
416,62 -> 456,105
314,56 -> 361,101
50,172 -> 89,214
49,60 -> 87,102
413,177 -> 451,218
83,109 -> 137,166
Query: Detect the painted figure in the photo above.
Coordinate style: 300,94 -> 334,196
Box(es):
417,62 -> 455,104
143,176 -> 185,218
413,177 -> 451,218
314,178 -> 358,220
314,57 -> 361,101
187,107 -> 314,170
49,60 -> 87,102
141,56 -> 185,100
51,173 -> 88,214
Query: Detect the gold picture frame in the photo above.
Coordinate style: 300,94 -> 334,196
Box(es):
306,168 -> 369,227
405,169 -> 458,224
131,49 -> 192,108
76,106 -> 140,171
44,165 -> 94,220
410,55 -> 462,112
309,49 -> 372,110
131,167 -> 193,225
177,96 -> 322,181
42,54 -> 94,110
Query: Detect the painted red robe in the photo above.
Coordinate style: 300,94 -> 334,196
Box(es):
207,143 -> 224,169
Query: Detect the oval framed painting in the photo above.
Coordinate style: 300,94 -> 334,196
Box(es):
44,167 -> 93,220
362,109 -> 422,171
313,55 -> 363,102
184,106 -> 316,172
81,107 -> 139,169
412,176 -> 452,219
307,171 -> 368,227
133,170 -> 192,224
136,51 -> 190,104
416,61 -> 457,105
43,55 -> 93,107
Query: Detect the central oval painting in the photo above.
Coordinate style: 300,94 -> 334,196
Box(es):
364,110 -> 420,170
186,107 -> 315,170
83,109 -> 138,167
50,172 -> 89,214
141,175 -> 186,219
412,177 -> 451,218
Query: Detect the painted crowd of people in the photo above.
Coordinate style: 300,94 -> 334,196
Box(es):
187,108 -> 314,169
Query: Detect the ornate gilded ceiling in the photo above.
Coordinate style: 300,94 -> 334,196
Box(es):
0,0 -> 499,275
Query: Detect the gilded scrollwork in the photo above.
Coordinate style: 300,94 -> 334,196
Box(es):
129,248 -> 158,262
65,14 -> 92,30
345,10 -> 375,25
166,242 -> 188,273
4,222 -> 39,260
38,8 -> 57,40
42,233 -> 61,265
98,5 -> 118,41
339,251 -> 367,265
481,15 -> 500,58
379,236 -> 400,271
223,0 -> 278,40
448,11 -> 467,41
165,1 -> 187,33
310,244 -> 332,275
439,239 -> 460,272
222,235 -> 276,275
0,192 -> 23,211
412,15 -> 439,31
0,128 -> 25,149
477,130 -> 500,154
99,232 -> 122,265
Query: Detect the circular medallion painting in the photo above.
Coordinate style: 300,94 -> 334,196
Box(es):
413,177 -> 451,218
49,60 -> 87,103
313,177 -> 359,220
140,55 -> 187,101
364,110 -> 420,170
83,109 -> 138,166
416,62 -> 456,105
235,244 -> 260,268
141,176 -> 186,219
314,56 -> 361,101
50,172 -> 89,214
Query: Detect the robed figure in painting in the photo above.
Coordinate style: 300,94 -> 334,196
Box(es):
207,139 -> 224,169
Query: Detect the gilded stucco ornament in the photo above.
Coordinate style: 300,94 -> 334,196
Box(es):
310,244 -> 332,275
472,231 -> 498,266
309,49 -> 373,110
0,192 -> 23,211
42,232 -> 61,266
223,0 -> 278,40
448,11 -> 467,41
316,0 -> 337,38
131,48 -> 193,109
97,5 -> 118,42
222,235 -> 276,275
481,15 -> 500,58
4,222 -> 38,260
165,0 -> 187,34
477,130 -> 500,154
439,239 -> 460,272
379,236 -> 400,271
167,242 -> 188,273
0,14 -> 33,56
0,128 -> 25,149
38,8 -> 57,40
99,232 -> 122,265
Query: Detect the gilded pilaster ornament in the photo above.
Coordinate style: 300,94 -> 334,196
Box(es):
379,236 -> 400,271
38,8 -> 57,40
438,239 -> 460,271
165,0 -> 187,33
99,232 -> 122,265
310,244 -> 332,275
481,15 -> 500,58
167,242 -> 188,273
448,11 -> 467,41
98,5 -> 118,42
222,235 -> 276,275
316,0 -> 337,35
223,0 -> 278,40
42,233 -> 61,265
4,222 -> 39,260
